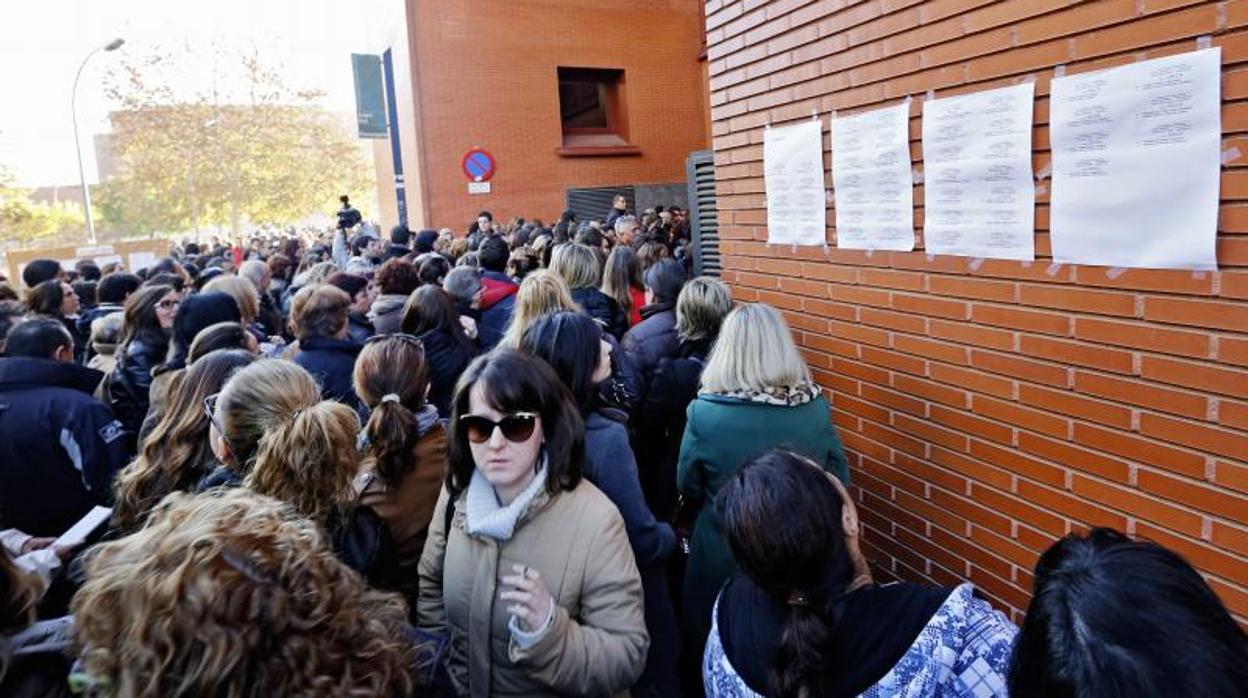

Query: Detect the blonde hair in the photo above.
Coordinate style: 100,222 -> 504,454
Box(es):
499,270 -> 581,349
245,400 -> 360,525
548,242 -> 601,290
202,274 -> 260,325
677,277 -> 733,342
72,489 -> 416,697
700,303 -> 812,393
216,359 -> 321,474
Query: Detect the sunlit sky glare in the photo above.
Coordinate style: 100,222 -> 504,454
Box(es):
1,0 -> 396,186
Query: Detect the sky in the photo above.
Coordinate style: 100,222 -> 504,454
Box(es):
0,0 -> 394,187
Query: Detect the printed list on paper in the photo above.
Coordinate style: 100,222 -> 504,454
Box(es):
763,120 -> 828,246
1050,48 -> 1221,270
831,101 -> 915,251
922,82 -> 1036,261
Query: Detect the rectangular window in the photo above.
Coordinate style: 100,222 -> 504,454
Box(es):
556,67 -> 639,156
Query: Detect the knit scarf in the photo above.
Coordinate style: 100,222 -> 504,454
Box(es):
464,459 -> 549,541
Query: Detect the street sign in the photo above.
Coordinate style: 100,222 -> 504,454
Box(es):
468,181 -> 492,195
462,148 -> 496,182
352,54 -> 388,139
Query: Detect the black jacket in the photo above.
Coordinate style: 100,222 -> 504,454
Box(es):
293,336 -> 363,412
634,337 -> 713,520
418,328 -> 478,418
107,333 -> 168,443
620,302 -> 679,404
75,304 -> 124,340
327,504 -> 402,592
570,288 -> 629,340
0,358 -> 130,536
346,312 -> 375,345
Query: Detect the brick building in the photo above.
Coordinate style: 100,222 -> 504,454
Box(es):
392,0 -> 711,230
705,0 -> 1248,624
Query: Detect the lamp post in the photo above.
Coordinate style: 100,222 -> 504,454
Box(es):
72,37 -> 124,245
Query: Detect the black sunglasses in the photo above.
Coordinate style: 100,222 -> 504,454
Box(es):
203,393 -> 236,462
459,412 -> 538,444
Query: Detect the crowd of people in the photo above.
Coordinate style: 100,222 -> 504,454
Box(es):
0,196 -> 1244,697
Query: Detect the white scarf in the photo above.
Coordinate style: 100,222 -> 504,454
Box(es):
464,459 -> 548,541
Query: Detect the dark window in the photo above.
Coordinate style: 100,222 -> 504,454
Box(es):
556,67 -> 638,156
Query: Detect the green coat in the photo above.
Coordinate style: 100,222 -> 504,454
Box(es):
675,392 -> 848,662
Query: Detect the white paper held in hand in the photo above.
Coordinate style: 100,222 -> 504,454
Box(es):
54,505 -> 113,549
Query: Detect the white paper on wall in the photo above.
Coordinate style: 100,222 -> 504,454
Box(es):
922,82 -> 1036,261
831,101 -> 915,251
128,252 -> 157,272
1050,48 -> 1221,270
764,120 -> 827,246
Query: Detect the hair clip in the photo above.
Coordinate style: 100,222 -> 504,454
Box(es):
381,393 -> 401,404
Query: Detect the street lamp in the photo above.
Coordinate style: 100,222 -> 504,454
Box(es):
72,37 -> 124,245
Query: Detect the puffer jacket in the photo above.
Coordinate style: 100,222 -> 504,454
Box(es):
417,479 -> 649,697
620,302 -> 678,403
369,293 -> 410,335
292,336 -> 364,412
570,288 -> 629,340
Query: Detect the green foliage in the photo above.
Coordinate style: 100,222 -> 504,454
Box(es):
99,46 -> 374,237
0,166 -> 86,244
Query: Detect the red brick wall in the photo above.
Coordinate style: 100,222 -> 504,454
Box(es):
406,0 -> 709,229
705,0 -> 1248,624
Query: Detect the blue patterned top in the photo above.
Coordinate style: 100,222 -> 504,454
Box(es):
703,583 -> 1018,697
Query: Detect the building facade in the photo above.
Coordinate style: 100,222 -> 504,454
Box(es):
393,0 -> 711,229
706,0 -> 1248,624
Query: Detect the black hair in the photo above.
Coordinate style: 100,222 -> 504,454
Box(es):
3,317 -> 73,359
350,234 -> 375,257
1009,527 -> 1248,698
98,273 -> 142,305
716,450 -> 857,698
75,260 -> 102,282
21,259 -> 61,289
340,194 -> 351,205
642,258 -> 688,304
146,272 -> 185,293
73,280 -> 98,309
184,242 -> 201,256
418,256 -> 451,287
0,301 -> 24,353
477,210 -> 493,222
151,257 -> 181,277
519,311 -> 604,413
447,349 -> 584,499
478,235 -> 510,273
401,285 -> 475,352
390,225 -> 411,245
574,226 -> 604,249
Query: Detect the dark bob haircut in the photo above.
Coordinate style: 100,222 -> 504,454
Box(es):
643,258 -> 688,304
1009,527 -> 1248,698
519,311 -> 603,413
446,349 -> 584,499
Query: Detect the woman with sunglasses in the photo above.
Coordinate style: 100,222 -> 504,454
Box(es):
520,310 -> 680,697
110,349 -> 255,535
417,350 -> 648,697
354,334 -> 447,606
107,284 -> 180,446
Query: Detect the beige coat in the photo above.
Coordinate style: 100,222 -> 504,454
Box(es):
417,479 -> 648,697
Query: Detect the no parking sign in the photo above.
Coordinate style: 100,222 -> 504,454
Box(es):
462,147 -> 496,182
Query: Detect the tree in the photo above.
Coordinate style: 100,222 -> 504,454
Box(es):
99,44 -> 374,238
0,165 -> 87,245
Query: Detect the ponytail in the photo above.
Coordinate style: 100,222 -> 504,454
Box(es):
770,595 -> 839,697
246,402 -> 359,524
364,397 -> 418,487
